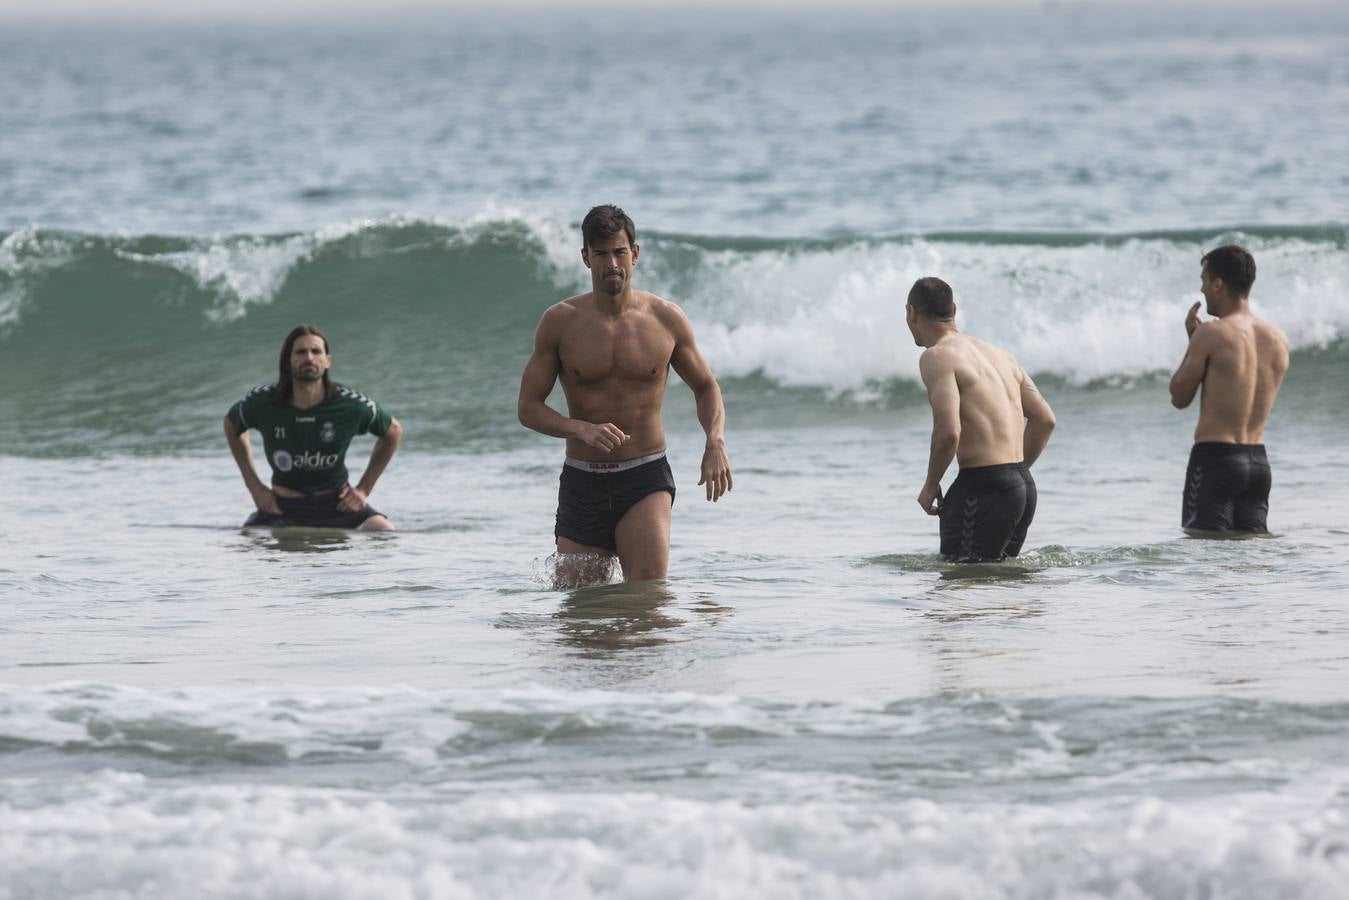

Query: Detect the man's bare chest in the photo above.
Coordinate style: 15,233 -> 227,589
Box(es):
558,322 -> 675,386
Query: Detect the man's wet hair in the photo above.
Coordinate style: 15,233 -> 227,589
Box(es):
581,204 -> 637,249
275,324 -> 336,405
907,277 -> 956,320
1201,244 -> 1257,298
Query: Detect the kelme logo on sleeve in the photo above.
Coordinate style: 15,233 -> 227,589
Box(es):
273,449 -> 339,472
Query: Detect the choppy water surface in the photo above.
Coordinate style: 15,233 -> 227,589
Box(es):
4,3 -> 1349,898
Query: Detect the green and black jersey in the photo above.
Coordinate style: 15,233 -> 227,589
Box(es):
227,383 -> 394,494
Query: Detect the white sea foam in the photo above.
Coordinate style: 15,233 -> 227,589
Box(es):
653,235 -> 1349,392
0,227 -> 76,333
1,771 -> 1345,900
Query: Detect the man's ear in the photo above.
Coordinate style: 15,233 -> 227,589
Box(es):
581,247 -> 591,268
631,243 -> 640,265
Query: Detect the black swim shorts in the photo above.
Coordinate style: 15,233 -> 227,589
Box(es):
243,490 -> 383,529
555,453 -> 676,552
939,462 -> 1037,562
1182,442 -> 1270,533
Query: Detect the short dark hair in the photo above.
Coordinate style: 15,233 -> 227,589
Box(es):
581,204 -> 637,248
1201,245 -> 1256,298
907,277 -> 955,320
275,324 -> 336,405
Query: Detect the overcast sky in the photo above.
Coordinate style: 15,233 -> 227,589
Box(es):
0,0 -> 1108,21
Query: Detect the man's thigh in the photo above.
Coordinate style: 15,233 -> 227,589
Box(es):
614,490 -> 674,582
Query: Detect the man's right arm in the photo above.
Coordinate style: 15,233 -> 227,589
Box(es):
1169,322 -> 1216,409
517,307 -> 628,453
222,415 -> 280,514
918,350 -> 960,516
1020,371 -> 1055,467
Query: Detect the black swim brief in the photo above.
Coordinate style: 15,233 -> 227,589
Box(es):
555,452 -> 676,552
939,462 -> 1037,562
1182,442 -> 1270,533
243,490 -> 383,529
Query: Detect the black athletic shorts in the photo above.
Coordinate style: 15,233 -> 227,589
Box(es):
555,455 -> 676,552
1182,442 -> 1270,533
243,490 -> 383,529
939,462 -> 1037,562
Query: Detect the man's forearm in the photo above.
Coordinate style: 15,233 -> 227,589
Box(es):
518,400 -> 583,440
1023,421 -> 1053,467
694,383 -> 726,446
925,431 -> 958,486
223,419 -> 267,491
356,430 -> 401,495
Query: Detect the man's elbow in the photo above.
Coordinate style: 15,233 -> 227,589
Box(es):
935,426 -> 960,449
1169,385 -> 1190,409
385,419 -> 404,445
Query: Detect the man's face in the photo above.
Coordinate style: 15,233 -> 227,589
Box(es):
905,303 -> 922,346
1200,266 -> 1220,314
582,232 -> 639,297
290,334 -> 331,383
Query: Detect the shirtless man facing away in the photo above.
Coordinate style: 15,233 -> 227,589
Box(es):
907,277 -> 1056,561
518,205 -> 732,583
1169,245 -> 1289,535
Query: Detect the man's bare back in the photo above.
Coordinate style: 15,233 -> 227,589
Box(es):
920,333 -> 1040,469
1172,310 -> 1289,444
906,277 -> 1055,561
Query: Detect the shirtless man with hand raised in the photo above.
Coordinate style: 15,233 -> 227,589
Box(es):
907,277 -> 1056,562
1169,244 -> 1289,535
518,205 -> 732,584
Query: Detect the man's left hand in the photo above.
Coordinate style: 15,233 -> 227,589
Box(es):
918,481 -> 943,516
338,484 -> 368,512
698,441 -> 733,502
1185,301 -> 1204,338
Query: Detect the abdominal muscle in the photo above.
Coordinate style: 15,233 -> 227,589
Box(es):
562,387 -> 669,462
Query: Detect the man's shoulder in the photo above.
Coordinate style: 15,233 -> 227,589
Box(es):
642,293 -> 690,330
238,383 -> 276,405
330,384 -> 380,412
918,343 -> 957,378
552,293 -> 592,314
1250,314 -> 1289,347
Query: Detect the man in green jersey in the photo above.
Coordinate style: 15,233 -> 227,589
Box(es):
224,324 -> 403,530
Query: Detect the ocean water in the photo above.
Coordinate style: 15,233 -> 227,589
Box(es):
3,4 -> 1349,898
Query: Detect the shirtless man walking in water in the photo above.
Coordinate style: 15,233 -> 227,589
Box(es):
518,205 -> 732,583
907,277 -> 1057,561
1169,245 -> 1289,535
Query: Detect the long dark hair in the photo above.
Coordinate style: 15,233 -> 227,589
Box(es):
274,324 -> 337,405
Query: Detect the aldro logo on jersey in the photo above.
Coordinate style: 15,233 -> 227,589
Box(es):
273,449 -> 340,472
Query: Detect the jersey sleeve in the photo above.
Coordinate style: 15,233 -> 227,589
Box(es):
338,386 -> 393,436
363,398 -> 394,436
226,384 -> 274,434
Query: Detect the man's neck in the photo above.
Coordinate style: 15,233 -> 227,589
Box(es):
1216,297 -> 1250,319
594,288 -> 635,318
922,323 -> 958,348
291,381 -> 325,409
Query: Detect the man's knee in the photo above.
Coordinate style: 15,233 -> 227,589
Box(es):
359,515 -> 394,531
